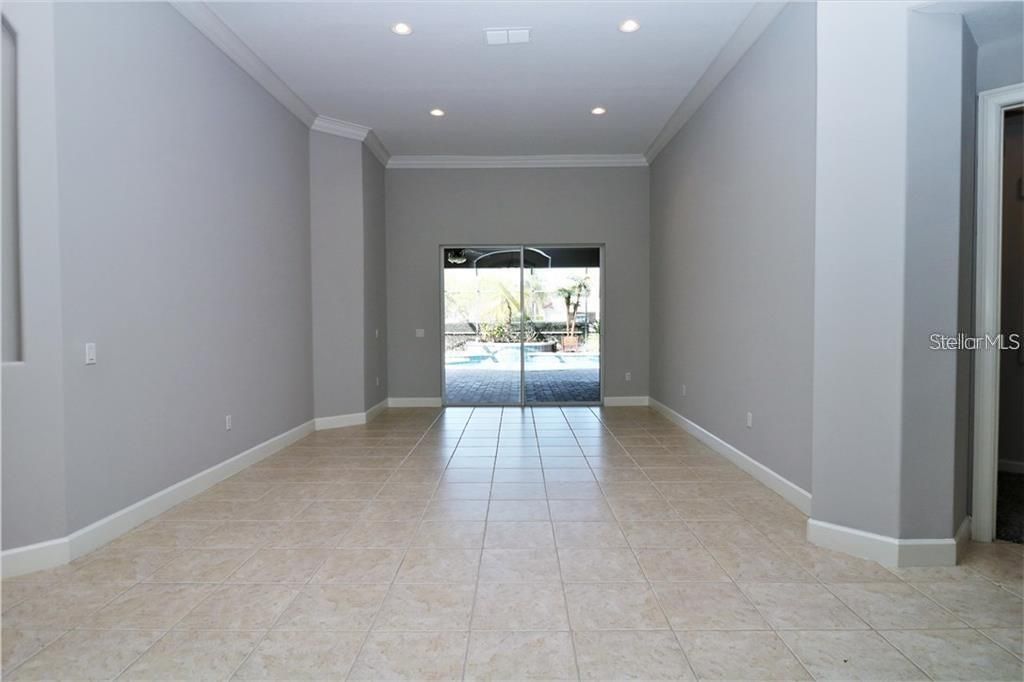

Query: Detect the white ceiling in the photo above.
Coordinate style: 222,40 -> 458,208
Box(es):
920,1 -> 1024,46
209,1 -> 755,157
961,1 -> 1024,46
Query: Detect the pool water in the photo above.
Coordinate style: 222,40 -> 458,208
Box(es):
447,347 -> 599,370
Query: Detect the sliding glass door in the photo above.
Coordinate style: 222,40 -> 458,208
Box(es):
442,245 -> 602,406
442,246 -> 523,405
522,247 -> 601,403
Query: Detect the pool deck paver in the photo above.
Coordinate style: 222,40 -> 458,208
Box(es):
445,367 -> 600,404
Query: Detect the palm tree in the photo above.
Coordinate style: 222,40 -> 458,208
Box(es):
478,279 -> 521,326
557,276 -> 591,338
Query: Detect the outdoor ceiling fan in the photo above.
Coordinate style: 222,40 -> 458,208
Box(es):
446,248 -> 469,264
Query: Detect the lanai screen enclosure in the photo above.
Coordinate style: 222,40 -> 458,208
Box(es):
442,245 -> 602,405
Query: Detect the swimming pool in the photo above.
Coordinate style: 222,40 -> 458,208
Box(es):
446,346 -> 599,370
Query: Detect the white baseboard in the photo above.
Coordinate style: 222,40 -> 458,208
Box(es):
999,459 -> 1024,474
603,396 -> 651,407
954,515 -> 972,562
314,399 -> 388,430
0,538 -> 72,580
648,398 -> 812,515
806,516 -> 969,568
365,398 -> 388,421
314,413 -> 364,429
388,397 -> 442,408
1,419 -> 315,579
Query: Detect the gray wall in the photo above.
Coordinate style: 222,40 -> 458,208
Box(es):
901,12 -> 976,539
362,146 -> 387,409
2,20 -> 21,363
310,132 -> 365,418
812,0 -> 912,538
1,2 -> 69,548
648,3 -> 816,492
977,31 -> 1023,92
310,132 -> 387,418
385,167 -> 650,400
52,2 -> 313,533
956,22 -> 979,520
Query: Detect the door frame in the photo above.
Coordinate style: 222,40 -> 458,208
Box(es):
971,82 -> 1024,542
439,243 -> 605,407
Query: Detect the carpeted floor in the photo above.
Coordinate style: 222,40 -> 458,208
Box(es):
996,471 -> 1024,544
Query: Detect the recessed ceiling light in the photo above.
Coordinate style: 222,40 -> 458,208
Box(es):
619,19 -> 640,33
591,107 -> 607,116
391,22 -> 413,35
430,108 -> 446,117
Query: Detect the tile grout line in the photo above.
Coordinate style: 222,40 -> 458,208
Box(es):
109,519 -> 289,681
225,452 -> 393,682
632,413 -> 821,682
974,627 -> 1024,662
590,405 -> 703,681
4,407 -> 1021,680
606,408 -> 827,680
606,406 -> 952,681
221,414 -> 449,682
852,575 -> 1014,677
12,499 -> 265,676
106,408 -> 437,681
459,406 -> 500,681
548,406 -> 584,682
342,406 -> 454,681
9,533 -> 213,679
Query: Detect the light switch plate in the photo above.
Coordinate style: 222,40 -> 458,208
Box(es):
485,29 -> 508,45
415,329 -> 425,338
507,28 -> 531,44
85,343 -> 97,365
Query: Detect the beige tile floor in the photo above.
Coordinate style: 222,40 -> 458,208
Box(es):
2,406 -> 1022,680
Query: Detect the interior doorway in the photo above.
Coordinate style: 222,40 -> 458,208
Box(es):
441,245 -> 602,406
973,83 -> 1024,543
996,108 -> 1023,544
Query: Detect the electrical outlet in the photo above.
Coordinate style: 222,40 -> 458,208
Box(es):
226,415 -> 232,431
746,412 -> 753,428
625,372 -> 632,382
415,329 -> 425,338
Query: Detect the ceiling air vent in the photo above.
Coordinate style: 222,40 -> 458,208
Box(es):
485,28 -> 531,45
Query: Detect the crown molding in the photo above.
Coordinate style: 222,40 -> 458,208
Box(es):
311,116 -> 391,166
171,2 -> 316,127
645,2 -> 787,163
174,2 -> 392,166
386,154 -> 649,169
363,131 -> 391,168
311,115 -> 371,140
174,0 -> 778,169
